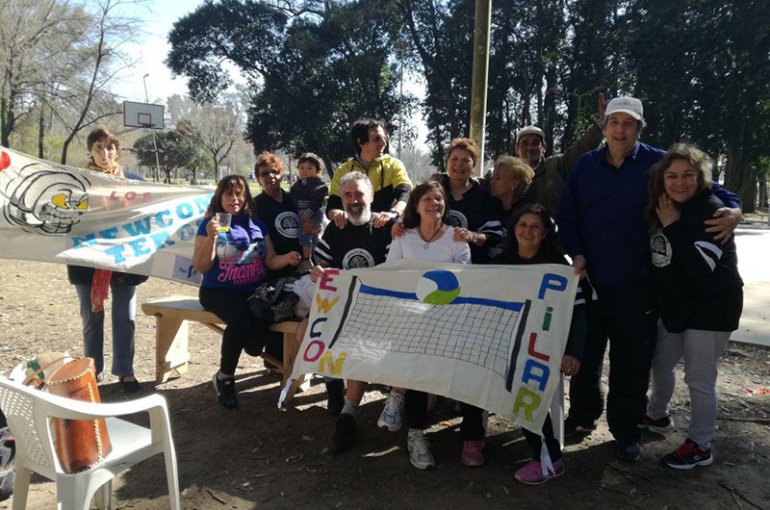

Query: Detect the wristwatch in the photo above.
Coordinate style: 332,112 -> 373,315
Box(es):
389,209 -> 401,220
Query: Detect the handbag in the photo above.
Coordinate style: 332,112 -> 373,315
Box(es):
45,358 -> 112,473
248,276 -> 300,322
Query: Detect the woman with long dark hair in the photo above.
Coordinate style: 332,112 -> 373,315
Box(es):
193,174 -> 301,409
494,204 -> 589,485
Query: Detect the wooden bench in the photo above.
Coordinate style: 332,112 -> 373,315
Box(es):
141,295 -> 302,388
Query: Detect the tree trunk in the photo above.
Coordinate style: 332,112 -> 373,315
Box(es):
724,131 -> 756,213
1,97 -> 14,148
38,106 -> 45,159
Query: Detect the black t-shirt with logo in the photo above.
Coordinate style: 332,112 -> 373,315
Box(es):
437,174 -> 503,264
314,219 -> 393,269
255,191 -> 301,276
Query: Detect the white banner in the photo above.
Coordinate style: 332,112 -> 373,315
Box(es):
291,259 -> 579,434
0,147 -> 213,284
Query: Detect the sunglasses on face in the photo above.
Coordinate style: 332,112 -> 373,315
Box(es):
259,168 -> 280,177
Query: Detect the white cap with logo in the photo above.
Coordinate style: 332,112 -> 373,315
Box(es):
604,96 -> 645,125
516,125 -> 545,145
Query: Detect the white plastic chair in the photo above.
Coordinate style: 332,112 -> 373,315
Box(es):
0,377 -> 180,510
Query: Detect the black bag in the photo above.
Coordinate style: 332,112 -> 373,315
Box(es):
248,277 -> 299,322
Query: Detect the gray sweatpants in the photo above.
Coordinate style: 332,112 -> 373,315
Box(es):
647,320 -> 730,448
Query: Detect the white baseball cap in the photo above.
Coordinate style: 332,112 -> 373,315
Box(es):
516,126 -> 545,145
604,96 -> 644,122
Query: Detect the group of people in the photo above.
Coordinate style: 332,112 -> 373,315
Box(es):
72,92 -> 744,487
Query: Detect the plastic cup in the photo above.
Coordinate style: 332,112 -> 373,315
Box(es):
216,212 -> 232,232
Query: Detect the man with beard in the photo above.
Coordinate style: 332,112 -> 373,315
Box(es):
310,171 -> 395,453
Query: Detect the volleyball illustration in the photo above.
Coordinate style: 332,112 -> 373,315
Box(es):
415,270 -> 461,305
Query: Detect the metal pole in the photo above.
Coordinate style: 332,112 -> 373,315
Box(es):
143,74 -> 162,183
469,0 -> 492,174
398,49 -> 404,159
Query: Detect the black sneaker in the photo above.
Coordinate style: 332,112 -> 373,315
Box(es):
661,439 -> 713,470
212,373 -> 238,410
616,440 -> 641,461
638,414 -> 675,434
564,415 -> 598,437
330,413 -> 356,454
325,379 -> 345,417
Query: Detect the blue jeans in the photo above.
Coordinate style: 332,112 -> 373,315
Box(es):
74,283 -> 137,377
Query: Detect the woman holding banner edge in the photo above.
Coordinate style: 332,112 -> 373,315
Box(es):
66,127 -> 148,393
493,203 -> 589,485
383,180 -> 472,470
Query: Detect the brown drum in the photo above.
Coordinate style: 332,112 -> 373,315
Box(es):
46,358 -> 112,473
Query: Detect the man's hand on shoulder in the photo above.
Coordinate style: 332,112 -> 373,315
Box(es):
372,210 -> 397,228
328,209 -> 348,229
704,207 -> 742,244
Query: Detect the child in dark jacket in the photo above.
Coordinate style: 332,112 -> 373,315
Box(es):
290,152 -> 328,273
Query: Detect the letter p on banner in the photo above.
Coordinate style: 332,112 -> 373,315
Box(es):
538,273 -> 567,299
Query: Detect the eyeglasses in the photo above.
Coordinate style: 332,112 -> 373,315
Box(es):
259,168 -> 280,177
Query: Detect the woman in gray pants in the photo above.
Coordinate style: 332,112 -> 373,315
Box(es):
643,143 -> 743,470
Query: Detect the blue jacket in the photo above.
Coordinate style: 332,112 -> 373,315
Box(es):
557,142 -> 740,288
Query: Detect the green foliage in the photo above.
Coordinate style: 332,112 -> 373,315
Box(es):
166,0 -> 770,209
167,0 -> 412,171
133,122 -> 212,183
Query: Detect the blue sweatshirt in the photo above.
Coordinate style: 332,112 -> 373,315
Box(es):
557,142 -> 740,288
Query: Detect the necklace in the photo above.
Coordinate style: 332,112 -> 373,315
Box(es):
420,224 -> 444,249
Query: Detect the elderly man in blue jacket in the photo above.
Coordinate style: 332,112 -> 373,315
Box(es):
557,96 -> 741,461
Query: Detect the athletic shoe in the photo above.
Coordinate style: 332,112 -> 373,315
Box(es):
461,440 -> 485,467
638,414 -> 675,434
514,458 -> 566,485
377,392 -> 405,432
407,431 -> 435,470
331,413 -> 357,454
615,440 -> 641,461
564,415 -> 598,437
325,379 -> 345,417
661,439 -> 713,470
212,373 -> 238,410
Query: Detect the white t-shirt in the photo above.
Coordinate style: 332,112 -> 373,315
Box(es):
386,225 -> 471,264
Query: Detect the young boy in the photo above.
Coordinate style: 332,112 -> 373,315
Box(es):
290,152 -> 328,273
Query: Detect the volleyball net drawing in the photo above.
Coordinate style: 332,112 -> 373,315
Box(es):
328,276 -> 532,382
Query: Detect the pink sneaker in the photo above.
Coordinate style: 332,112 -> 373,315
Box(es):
514,458 -> 565,485
461,440 -> 485,466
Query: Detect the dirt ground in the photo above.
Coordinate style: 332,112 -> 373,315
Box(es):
0,259 -> 768,510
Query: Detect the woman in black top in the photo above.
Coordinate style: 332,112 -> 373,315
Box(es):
644,143 -> 743,470
494,204 -> 589,485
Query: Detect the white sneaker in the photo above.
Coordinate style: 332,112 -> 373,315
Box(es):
407,430 -> 435,470
377,392 -> 405,432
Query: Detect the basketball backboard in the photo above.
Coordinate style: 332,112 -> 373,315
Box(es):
123,101 -> 164,129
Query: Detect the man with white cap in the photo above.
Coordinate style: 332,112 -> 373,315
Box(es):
557,96 -> 742,462
512,93 -> 606,214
